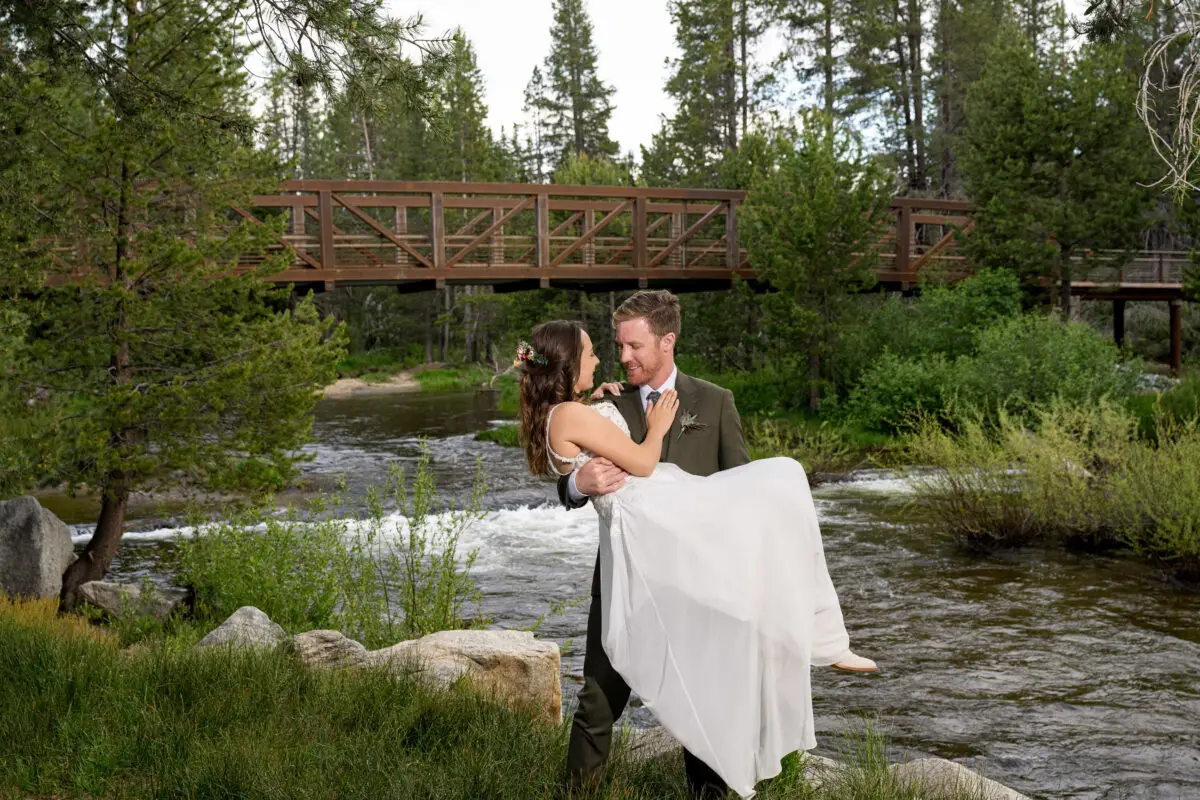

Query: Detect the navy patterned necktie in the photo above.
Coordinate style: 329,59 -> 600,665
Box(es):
646,390 -> 661,409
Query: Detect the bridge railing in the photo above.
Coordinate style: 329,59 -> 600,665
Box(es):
242,181 -> 751,288
229,181 -> 1194,292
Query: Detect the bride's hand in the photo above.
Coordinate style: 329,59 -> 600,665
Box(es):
645,389 -> 679,438
590,382 -> 623,401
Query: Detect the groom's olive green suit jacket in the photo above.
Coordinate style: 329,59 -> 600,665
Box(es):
556,372 -> 751,594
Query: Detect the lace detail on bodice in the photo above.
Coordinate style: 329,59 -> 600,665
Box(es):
545,401 -> 632,475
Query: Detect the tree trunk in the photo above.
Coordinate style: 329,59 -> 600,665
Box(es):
361,114 -> 375,181
441,286 -> 452,361
60,473 -> 130,611
739,0 -> 749,142
463,286 -> 476,362
62,61 -> 139,608
808,334 -> 821,412
725,0 -> 738,152
893,1 -> 916,188
907,0 -> 927,190
938,0 -> 953,196
1058,245 -> 1072,318
609,291 -> 617,373
823,0 -> 835,123
424,296 -> 434,363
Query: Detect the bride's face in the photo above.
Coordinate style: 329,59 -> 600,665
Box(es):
575,329 -> 600,393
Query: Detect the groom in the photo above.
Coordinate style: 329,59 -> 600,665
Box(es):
559,289 -> 750,799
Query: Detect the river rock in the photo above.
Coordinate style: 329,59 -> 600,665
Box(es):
78,581 -> 190,621
622,725 -> 681,762
0,496 -> 75,599
291,629 -> 369,669
194,606 -> 286,650
368,629 -> 561,725
891,758 -> 1030,800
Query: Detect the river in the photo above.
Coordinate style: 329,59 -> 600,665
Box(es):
58,390 -> 1200,800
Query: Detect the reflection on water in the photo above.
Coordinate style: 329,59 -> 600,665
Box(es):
72,392 -> 1200,800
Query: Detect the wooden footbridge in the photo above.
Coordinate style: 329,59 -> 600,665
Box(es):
240,180 -> 1192,372
244,180 -> 1190,298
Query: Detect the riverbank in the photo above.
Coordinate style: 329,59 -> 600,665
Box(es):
0,597 -> 1019,800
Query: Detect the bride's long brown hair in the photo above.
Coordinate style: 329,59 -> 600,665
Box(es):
519,320 -> 584,477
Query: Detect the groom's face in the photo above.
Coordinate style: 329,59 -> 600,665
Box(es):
616,317 -> 675,387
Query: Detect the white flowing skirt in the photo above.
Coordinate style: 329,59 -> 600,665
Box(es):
596,457 -> 851,798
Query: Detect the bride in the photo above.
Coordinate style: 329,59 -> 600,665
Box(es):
518,319 -> 875,799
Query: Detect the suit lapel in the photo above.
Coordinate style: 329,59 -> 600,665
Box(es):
616,388 -> 647,443
661,373 -> 697,463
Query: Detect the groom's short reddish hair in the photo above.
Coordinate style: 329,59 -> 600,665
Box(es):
613,290 -> 681,339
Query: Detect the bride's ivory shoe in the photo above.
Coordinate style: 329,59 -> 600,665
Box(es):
832,653 -> 879,672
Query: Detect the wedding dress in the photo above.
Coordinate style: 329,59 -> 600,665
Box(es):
548,401 -> 853,799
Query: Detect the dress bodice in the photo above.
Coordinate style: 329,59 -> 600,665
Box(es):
546,401 -> 631,473
547,402 -> 632,517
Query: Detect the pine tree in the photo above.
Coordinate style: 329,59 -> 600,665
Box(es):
959,27 -> 1154,313
659,0 -> 773,186
740,114 -> 891,409
1,0 -> 347,609
926,0 -> 1007,196
425,33 -> 498,182
522,66 -> 555,182
841,0 -> 931,191
778,0 -> 864,122
534,0 -> 618,165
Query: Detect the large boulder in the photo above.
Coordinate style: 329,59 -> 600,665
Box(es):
78,581 -> 190,621
0,496 -> 74,599
369,629 -> 561,725
891,758 -> 1030,800
194,607 -> 286,650
291,629 -> 370,669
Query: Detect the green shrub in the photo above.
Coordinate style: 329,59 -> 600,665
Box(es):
475,423 -> 520,447
959,314 -> 1140,418
831,269 -> 1022,392
415,365 -> 492,393
845,352 -> 960,433
744,416 -> 859,475
335,348 -> 410,379
909,401 -> 1200,579
178,442 -> 488,648
178,507 -> 360,634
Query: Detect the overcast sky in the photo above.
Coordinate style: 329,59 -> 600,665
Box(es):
386,0 -> 1092,156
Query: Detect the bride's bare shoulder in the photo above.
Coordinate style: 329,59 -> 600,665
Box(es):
550,401 -> 591,421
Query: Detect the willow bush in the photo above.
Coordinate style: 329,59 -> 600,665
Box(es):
909,401 -> 1200,579
178,442 -> 488,648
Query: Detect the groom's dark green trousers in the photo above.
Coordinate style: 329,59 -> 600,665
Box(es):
557,376 -> 750,799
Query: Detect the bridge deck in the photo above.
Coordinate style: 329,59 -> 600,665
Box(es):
235,182 -> 1192,300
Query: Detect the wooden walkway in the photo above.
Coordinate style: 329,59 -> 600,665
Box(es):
241,182 -> 1193,301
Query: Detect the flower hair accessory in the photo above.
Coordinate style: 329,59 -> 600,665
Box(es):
514,341 -> 549,367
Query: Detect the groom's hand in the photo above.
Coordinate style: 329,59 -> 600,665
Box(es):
576,457 -> 628,496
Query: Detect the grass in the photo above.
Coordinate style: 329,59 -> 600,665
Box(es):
334,348 -> 412,382
476,422 -> 520,448
744,412 -> 908,477
0,601 -> 991,800
414,363 -> 496,393
907,400 -> 1200,581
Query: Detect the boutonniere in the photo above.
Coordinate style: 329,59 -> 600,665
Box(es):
677,410 -> 708,440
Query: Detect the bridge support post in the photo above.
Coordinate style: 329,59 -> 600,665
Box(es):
724,200 -> 738,269
536,193 -> 550,268
1170,299 -> 1183,377
1113,299 -> 1126,348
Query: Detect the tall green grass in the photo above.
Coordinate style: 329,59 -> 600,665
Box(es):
177,443 -> 489,648
415,364 -> 495,393
0,607 -> 990,800
908,401 -> 1200,580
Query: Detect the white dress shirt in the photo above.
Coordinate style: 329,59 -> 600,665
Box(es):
567,367 -> 678,502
